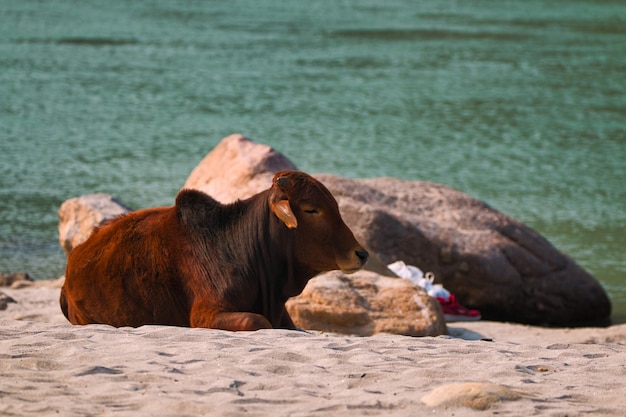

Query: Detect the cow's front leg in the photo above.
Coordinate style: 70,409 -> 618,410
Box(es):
190,305 -> 272,331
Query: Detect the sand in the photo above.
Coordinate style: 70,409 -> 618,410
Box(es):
1,282 -> 625,416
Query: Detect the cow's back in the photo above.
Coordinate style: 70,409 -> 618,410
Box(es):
62,206 -> 192,327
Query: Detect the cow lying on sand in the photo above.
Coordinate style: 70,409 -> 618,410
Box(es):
60,171 -> 368,331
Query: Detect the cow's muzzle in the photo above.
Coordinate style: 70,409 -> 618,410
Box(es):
339,249 -> 369,274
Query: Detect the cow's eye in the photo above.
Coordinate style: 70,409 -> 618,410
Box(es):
304,208 -> 319,214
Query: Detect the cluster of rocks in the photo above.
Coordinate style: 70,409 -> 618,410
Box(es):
55,134 -> 611,335
0,273 -> 30,310
0,272 -> 33,288
0,272 -> 64,312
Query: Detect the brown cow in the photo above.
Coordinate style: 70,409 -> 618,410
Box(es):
60,171 -> 368,331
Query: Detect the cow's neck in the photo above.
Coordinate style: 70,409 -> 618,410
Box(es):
228,193 -> 295,325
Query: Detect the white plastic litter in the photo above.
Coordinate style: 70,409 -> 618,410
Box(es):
387,260 -> 450,300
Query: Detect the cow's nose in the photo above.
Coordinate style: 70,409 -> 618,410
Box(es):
355,249 -> 369,264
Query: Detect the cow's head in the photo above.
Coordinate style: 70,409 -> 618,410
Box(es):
269,171 -> 368,279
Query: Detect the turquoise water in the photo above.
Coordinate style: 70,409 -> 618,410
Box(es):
1,0 -> 625,322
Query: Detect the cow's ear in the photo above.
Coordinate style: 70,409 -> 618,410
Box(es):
271,199 -> 298,229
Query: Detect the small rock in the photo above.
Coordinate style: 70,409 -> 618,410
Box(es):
0,272 -> 33,287
421,382 -> 522,410
286,270 -> 447,337
58,194 -> 132,255
0,291 -> 17,310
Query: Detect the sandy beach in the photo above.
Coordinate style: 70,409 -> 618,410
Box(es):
1,282 -> 625,416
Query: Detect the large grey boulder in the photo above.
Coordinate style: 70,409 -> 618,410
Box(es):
315,174 -> 611,326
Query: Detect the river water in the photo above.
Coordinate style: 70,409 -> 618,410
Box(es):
1,0 -> 624,322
